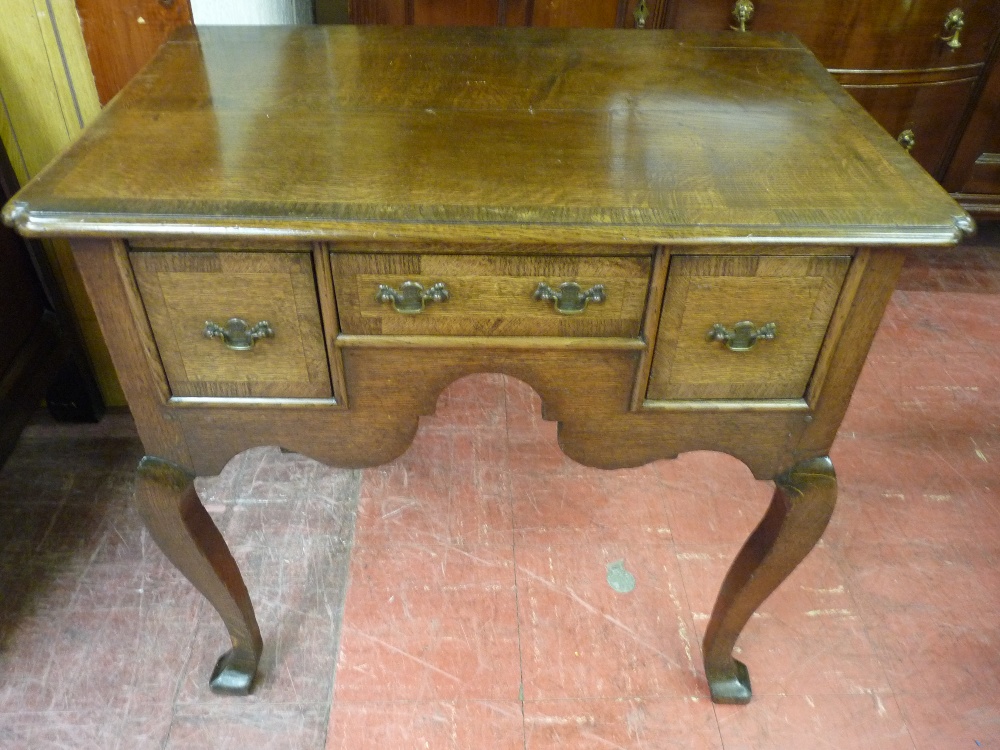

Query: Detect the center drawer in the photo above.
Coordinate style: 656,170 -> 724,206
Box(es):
331,253 -> 652,337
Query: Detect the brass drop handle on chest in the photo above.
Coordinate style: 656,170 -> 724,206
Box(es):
941,8 -> 965,49
375,280 -> 450,314
707,320 -> 776,352
634,0 -> 649,28
731,0 -> 754,32
204,318 -> 274,351
897,129 -> 916,153
534,281 -> 606,315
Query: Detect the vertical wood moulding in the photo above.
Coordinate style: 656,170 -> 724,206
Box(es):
314,244 -> 349,407
631,245 -> 669,410
615,0 -> 628,28
803,247 -> 867,410
116,242 -> 173,405
36,0 -> 86,132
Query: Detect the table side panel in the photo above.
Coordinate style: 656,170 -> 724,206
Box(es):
70,239 -> 191,464
798,247 -> 906,456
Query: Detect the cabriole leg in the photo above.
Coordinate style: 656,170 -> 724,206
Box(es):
135,455 -> 263,695
702,456 -> 837,704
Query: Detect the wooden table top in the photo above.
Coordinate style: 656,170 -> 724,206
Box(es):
3,25 -> 972,246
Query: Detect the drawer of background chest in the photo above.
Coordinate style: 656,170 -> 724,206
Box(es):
130,251 -> 332,398
332,253 -> 652,337
670,0 -> 997,70
647,254 -> 850,401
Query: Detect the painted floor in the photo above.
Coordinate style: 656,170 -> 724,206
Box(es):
1,235 -> 998,749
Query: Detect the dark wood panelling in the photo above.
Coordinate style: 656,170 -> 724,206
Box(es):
349,0 -> 667,27
76,0 -> 193,104
668,0 -> 1000,71
945,49 -> 1000,212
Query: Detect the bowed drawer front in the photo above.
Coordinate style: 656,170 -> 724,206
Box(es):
647,253 -> 851,401
331,252 -> 652,337
669,0 -> 997,71
130,250 -> 333,399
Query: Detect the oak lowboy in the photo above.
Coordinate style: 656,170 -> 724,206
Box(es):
2,25 -> 972,704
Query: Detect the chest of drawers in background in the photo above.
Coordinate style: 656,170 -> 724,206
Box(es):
668,0 -> 1000,187
346,0 -> 1000,216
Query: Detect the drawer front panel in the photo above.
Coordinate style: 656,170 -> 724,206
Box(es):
131,251 -> 332,398
332,253 -> 652,337
647,254 -> 850,401
669,0 -> 999,71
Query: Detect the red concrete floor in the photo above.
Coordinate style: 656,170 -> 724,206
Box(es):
1,228 -> 999,748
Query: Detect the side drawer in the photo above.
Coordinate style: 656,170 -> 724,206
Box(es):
647,254 -> 850,401
131,250 -> 333,398
332,252 -> 652,337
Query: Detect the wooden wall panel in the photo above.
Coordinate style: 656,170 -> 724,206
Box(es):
945,49 -> 1000,213
0,0 -> 123,405
75,0 -> 194,105
412,0 -> 503,26
349,0 -> 655,27
530,0 -> 622,28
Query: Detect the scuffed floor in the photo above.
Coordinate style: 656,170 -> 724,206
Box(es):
0,425 -> 361,747
1,234 -> 999,749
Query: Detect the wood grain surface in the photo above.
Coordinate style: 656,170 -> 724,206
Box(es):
15,26 -> 976,703
647,254 -> 850,400
130,250 -> 332,398
333,252 -> 651,336
3,26 -> 969,244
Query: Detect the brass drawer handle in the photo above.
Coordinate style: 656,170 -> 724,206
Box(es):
897,129 -> 916,153
941,8 -> 965,49
708,320 -> 776,352
731,0 -> 754,32
375,280 -> 450,314
533,281 -> 606,315
204,318 -> 274,351
634,0 -> 649,28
